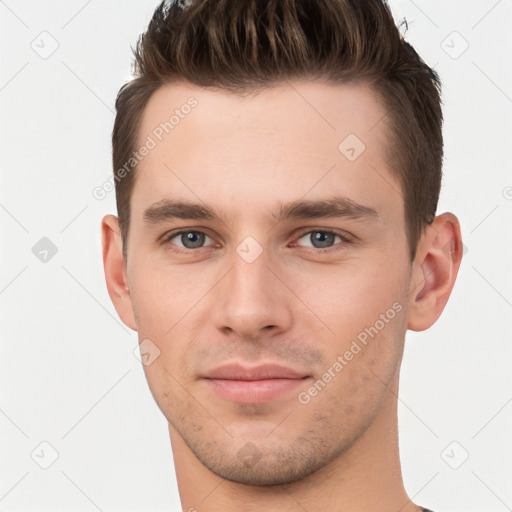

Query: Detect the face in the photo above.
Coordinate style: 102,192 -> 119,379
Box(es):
123,80 -> 414,485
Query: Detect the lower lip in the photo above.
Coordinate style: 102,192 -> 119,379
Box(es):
204,378 -> 308,404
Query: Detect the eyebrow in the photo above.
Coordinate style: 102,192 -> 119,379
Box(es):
142,196 -> 380,225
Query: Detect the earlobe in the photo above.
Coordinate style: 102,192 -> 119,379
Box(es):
407,213 -> 463,332
101,215 -> 138,331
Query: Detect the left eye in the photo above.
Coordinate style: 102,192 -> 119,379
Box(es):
296,230 -> 345,249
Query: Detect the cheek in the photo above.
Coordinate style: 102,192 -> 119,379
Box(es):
129,255 -> 206,333
128,272 -> 181,382
287,258 -> 408,400
286,259 -> 407,339
304,319 -> 404,433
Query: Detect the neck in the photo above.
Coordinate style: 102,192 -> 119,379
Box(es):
169,371 -> 421,512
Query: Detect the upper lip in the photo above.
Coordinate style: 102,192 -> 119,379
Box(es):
203,363 -> 308,381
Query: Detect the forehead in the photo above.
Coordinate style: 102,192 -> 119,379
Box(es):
138,79 -> 388,146
131,79 -> 402,226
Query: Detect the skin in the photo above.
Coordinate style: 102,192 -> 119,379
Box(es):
102,80 -> 463,512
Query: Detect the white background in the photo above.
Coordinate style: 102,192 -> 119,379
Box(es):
0,1 -> 511,511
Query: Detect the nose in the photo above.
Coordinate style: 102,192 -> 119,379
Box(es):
211,248 -> 293,340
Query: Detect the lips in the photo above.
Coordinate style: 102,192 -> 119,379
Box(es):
202,363 -> 310,404
202,363 -> 307,381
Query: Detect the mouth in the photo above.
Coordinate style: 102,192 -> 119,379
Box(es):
202,363 -> 310,404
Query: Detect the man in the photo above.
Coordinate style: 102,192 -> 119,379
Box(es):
101,0 -> 462,510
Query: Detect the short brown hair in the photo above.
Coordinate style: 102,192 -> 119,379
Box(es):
112,0 -> 443,262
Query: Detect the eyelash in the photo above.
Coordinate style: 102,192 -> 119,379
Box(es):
160,228 -> 353,255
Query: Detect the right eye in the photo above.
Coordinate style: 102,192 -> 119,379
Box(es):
163,230 -> 216,251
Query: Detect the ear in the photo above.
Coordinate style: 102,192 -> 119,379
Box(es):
101,214 -> 137,331
407,213 -> 463,331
